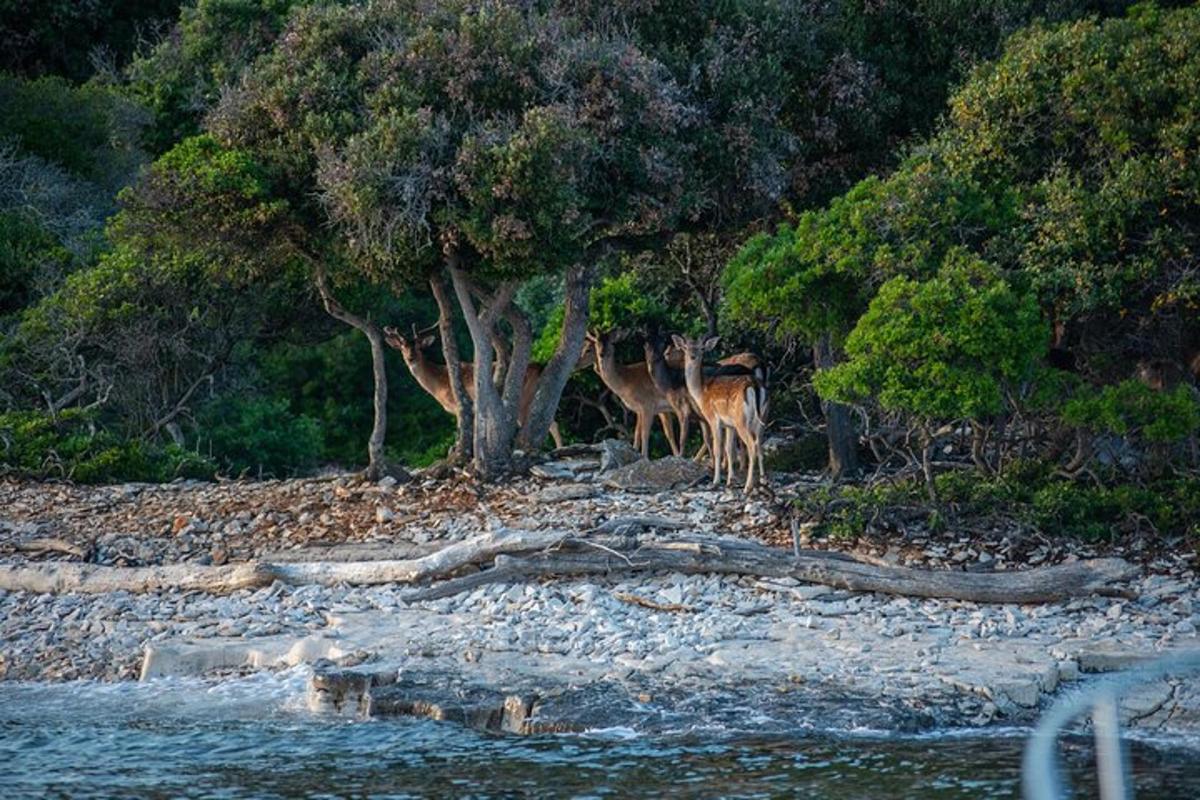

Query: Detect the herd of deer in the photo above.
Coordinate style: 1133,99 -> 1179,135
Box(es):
383,325 -> 769,491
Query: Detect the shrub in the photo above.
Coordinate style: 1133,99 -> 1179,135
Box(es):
0,409 -> 214,482
1062,380 -> 1200,443
815,250 -> 1047,421
195,396 -> 324,477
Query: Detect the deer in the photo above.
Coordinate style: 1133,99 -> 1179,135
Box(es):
383,325 -> 563,448
673,334 -> 766,492
643,332 -> 703,458
586,330 -> 681,457
655,337 -> 767,464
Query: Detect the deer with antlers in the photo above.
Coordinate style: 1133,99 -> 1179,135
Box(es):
384,325 -> 563,449
587,330 -> 683,458
673,334 -> 766,492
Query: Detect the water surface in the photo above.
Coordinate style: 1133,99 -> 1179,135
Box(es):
2,671 -> 1196,798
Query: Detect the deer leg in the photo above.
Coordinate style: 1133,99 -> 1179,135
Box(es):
709,422 -> 723,486
694,418 -> 711,462
724,426 -> 737,487
633,413 -> 646,457
658,412 -> 679,457
740,426 -> 757,493
677,409 -> 690,459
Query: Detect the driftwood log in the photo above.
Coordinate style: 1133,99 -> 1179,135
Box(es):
0,525 -> 1137,604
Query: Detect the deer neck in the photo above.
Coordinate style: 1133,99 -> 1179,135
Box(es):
595,349 -> 649,408
406,353 -> 456,409
682,354 -> 707,409
646,348 -> 676,394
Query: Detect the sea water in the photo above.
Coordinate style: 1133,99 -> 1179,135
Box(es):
2,669 -> 1197,799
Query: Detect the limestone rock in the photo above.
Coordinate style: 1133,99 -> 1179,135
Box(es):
597,439 -> 640,473
601,456 -> 709,492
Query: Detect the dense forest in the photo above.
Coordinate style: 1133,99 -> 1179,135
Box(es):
2,1 -> 1199,540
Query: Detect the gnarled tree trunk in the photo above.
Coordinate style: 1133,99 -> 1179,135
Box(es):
517,263 -> 592,451
814,333 -> 858,480
315,270 -> 396,482
447,256 -> 520,478
429,274 -> 473,461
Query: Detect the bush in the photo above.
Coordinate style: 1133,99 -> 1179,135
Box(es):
802,464 -> 1200,543
0,409 -> 214,483
195,396 -> 324,477
1062,380 -> 1200,443
815,250 -> 1048,421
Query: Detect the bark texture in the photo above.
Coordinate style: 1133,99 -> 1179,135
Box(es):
814,333 -> 859,480
0,528 -> 1136,604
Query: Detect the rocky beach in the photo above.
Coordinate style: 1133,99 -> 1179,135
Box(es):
3,447 -> 1199,738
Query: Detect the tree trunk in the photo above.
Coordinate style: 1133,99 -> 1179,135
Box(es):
517,263 -> 592,451
813,333 -> 858,480
447,257 -> 518,478
430,274 -> 473,460
315,270 -> 395,482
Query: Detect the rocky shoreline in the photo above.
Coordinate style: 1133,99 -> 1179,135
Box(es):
2,450 -> 1199,737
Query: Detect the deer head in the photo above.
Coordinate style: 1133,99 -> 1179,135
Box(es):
383,323 -> 438,366
670,334 -> 721,365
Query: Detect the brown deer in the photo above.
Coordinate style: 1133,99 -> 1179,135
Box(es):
658,340 -> 767,463
384,326 -> 563,448
587,330 -> 680,457
673,334 -> 766,492
643,333 -> 703,458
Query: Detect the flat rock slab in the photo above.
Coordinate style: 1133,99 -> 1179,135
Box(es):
601,457 -> 710,492
530,484 -> 601,503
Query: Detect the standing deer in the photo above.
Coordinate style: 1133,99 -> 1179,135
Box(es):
384,326 -> 563,449
657,338 -> 767,464
673,334 -> 766,492
643,333 -> 702,457
587,330 -> 680,457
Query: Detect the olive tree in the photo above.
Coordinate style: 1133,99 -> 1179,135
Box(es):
203,2 -> 698,477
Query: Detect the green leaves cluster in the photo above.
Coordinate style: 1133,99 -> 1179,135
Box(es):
815,252 -> 1047,421
727,2 -> 1200,450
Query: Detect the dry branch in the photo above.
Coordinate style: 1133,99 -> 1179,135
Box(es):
400,533 -> 1137,605
0,562 -> 273,594
0,527 -> 1137,604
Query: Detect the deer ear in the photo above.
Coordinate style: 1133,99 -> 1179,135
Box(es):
671,334 -> 687,350
703,335 -> 721,351
419,334 -> 436,348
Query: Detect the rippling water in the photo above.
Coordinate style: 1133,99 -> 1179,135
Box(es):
2,670 -> 1197,799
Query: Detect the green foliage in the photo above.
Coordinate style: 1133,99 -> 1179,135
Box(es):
194,395 -> 323,477
258,329 -> 454,468
588,272 -> 672,335
532,270 -> 695,360
815,251 -> 1048,420
125,0 -> 303,154
1063,381 -> 1200,442
0,0 -> 181,81
0,74 -> 144,187
0,409 -> 213,483
0,211 -> 72,316
112,134 -> 294,282
804,464 -> 1200,542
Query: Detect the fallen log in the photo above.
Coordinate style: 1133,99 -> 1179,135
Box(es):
401,534 -> 1138,605
0,528 -> 1137,604
0,561 -> 273,595
264,527 -> 568,587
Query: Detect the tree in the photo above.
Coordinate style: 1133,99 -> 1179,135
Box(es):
814,251 -> 1048,496
196,2 -> 701,477
124,0 -> 304,155
726,2 -> 1200,477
